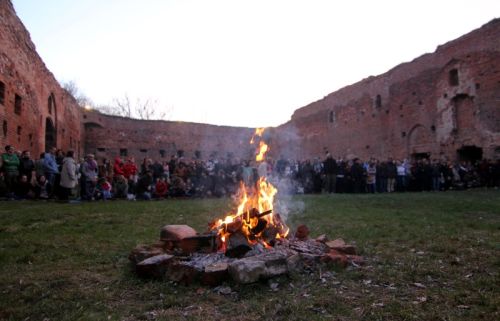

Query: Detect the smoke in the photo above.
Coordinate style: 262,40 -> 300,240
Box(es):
270,174 -> 305,224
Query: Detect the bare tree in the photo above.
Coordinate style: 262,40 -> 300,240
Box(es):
96,94 -> 169,120
61,80 -> 93,107
61,80 -> 171,120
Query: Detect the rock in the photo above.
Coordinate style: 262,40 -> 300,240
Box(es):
160,225 -> 197,241
286,253 -> 302,272
325,238 -> 357,255
136,254 -> 174,278
201,262 -> 229,286
321,250 -> 348,267
167,261 -> 202,285
228,251 -> 289,284
346,255 -> 365,266
129,244 -> 166,264
178,234 -> 217,255
315,234 -> 329,243
295,224 -> 310,240
229,258 -> 265,284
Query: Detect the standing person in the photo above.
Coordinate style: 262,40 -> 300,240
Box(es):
351,158 -> 365,193
19,151 -> 35,184
43,147 -> 59,197
386,158 -> 397,193
81,154 -> 98,200
99,158 -> 113,181
34,153 -> 46,179
123,157 -> 138,195
59,150 -> 78,201
366,160 -> 377,193
113,156 -> 124,180
323,153 -> 338,193
1,145 -> 20,197
396,160 -> 407,192
376,160 -> 387,193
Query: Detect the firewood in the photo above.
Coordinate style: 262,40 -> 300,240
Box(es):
250,218 -> 268,235
262,225 -> 280,246
225,218 -> 243,234
225,231 -> 252,258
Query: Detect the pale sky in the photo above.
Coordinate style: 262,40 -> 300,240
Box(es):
12,0 -> 500,128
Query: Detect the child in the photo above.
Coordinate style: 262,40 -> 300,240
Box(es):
15,175 -> 34,199
35,175 -> 49,200
96,177 -> 113,200
154,177 -> 168,199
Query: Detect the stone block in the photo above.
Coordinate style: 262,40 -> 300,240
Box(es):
136,254 -> 174,278
160,225 -> 197,241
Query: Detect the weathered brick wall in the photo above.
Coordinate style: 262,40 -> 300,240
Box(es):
82,110 -> 255,162
0,0 -> 83,157
1,0 -> 498,163
273,19 -> 500,161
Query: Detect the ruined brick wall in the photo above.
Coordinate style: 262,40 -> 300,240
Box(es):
273,19 -> 500,161
0,0 -> 83,157
1,0 -> 498,164
82,110 -> 254,162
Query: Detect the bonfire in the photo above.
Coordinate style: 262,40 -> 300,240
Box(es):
208,128 -> 289,257
129,128 -> 363,285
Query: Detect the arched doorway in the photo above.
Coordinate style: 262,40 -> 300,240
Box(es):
45,118 -> 56,152
407,124 -> 433,160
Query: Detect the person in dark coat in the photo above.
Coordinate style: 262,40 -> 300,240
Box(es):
19,151 -> 35,184
323,153 -> 338,193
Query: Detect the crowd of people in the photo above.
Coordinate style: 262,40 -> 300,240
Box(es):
1,144 -> 499,202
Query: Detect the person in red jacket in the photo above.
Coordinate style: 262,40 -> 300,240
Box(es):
122,157 -> 138,194
122,157 -> 138,180
113,157 -> 124,181
154,177 -> 169,199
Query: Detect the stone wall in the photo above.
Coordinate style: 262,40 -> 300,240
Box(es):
0,0 -> 83,157
273,19 -> 500,161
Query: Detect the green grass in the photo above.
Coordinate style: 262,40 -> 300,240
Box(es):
0,190 -> 499,321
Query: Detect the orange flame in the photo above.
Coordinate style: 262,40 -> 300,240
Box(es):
250,127 -> 266,144
210,127 -> 288,252
256,141 -> 269,162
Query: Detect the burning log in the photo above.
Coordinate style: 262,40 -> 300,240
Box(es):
225,218 -> 243,234
225,231 -> 252,258
262,225 -> 280,246
250,218 -> 267,235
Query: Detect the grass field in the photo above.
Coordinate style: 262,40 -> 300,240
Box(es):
0,190 -> 499,321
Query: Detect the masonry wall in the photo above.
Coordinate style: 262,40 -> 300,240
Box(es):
0,0 -> 83,157
272,19 -> 500,161
82,111 -> 254,162
1,0 -> 499,164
